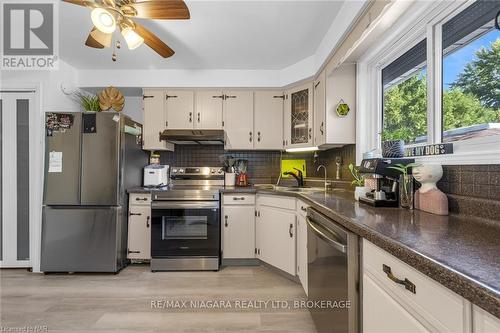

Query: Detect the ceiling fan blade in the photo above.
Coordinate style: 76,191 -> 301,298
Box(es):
85,27 -> 112,49
127,0 -> 190,19
62,0 -> 87,6
133,22 -> 174,58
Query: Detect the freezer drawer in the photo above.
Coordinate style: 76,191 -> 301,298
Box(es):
41,206 -> 123,272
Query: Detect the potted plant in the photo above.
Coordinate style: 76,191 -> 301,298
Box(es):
349,164 -> 369,201
381,131 -> 405,158
387,163 -> 419,209
74,91 -> 101,112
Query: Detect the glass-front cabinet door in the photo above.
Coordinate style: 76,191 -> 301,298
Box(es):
284,82 -> 313,148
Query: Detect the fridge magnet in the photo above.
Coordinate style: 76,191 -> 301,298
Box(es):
336,99 -> 350,117
46,113 -> 74,136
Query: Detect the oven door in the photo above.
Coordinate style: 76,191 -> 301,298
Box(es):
151,201 -> 220,258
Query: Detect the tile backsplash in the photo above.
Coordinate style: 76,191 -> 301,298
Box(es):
158,145 -> 498,220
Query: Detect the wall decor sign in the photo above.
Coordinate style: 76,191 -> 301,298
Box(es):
404,143 -> 453,157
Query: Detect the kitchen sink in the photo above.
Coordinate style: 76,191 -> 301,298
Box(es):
253,184 -> 324,193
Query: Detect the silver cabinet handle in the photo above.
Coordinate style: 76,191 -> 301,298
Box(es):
289,223 -> 293,238
198,112 -> 200,123
128,250 -> 140,254
129,212 -> 142,216
320,122 -> 324,135
165,94 -> 178,99
189,112 -> 192,123
300,206 -> 307,212
306,216 -> 347,253
224,215 -> 228,227
249,132 -> 253,142
233,197 -> 245,201
308,128 -> 312,139
257,132 -> 261,142
135,197 -> 148,201
146,216 -> 150,228
383,264 -> 416,294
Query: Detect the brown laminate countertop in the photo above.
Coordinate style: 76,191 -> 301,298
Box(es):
129,186 -> 500,318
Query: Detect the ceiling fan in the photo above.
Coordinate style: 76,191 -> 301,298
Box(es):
63,0 -> 190,60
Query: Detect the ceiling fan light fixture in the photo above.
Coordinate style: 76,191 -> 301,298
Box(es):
121,27 -> 144,50
91,8 -> 116,34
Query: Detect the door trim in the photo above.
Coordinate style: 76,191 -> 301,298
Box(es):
0,84 -> 42,272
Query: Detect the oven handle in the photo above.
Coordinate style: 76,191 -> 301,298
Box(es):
152,201 -> 220,209
306,216 -> 347,254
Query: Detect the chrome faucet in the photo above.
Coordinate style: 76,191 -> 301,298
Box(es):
317,165 -> 328,191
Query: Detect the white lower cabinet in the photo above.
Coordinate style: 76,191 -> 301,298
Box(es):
363,272 -> 430,333
127,197 -> 151,260
296,214 -> 308,295
256,195 -> 296,276
363,239 -> 472,333
222,203 -> 255,259
473,305 -> 500,333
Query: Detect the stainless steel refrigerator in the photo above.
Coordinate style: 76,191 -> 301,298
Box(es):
41,112 -> 148,272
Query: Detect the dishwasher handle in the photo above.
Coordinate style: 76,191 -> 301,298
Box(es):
306,216 -> 347,254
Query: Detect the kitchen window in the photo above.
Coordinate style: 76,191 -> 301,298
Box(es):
357,0 -> 500,164
441,1 -> 500,143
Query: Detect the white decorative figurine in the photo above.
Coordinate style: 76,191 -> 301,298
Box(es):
413,164 -> 448,216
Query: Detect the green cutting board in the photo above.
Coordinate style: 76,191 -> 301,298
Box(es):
281,159 -> 306,178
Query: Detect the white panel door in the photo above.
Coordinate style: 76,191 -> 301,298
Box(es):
195,91 -> 223,129
313,71 -> 326,147
143,89 -> 172,151
165,90 -> 195,129
297,214 -> 308,295
127,206 -> 151,260
258,206 -> 296,275
222,205 -> 255,259
363,273 -> 430,333
224,91 -> 254,150
254,91 -> 284,150
0,91 -> 36,268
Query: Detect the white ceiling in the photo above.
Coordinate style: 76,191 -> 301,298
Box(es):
60,0 -> 347,70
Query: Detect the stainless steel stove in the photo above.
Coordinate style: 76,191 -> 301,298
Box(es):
150,167 -> 224,271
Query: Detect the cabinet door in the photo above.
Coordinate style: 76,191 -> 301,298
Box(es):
288,82 -> 313,148
254,91 -> 284,150
257,206 -> 296,275
143,89 -> 170,151
165,90 -> 194,129
473,305 -> 500,333
127,206 -> 151,260
297,214 -> 308,295
313,71 -> 326,147
224,91 -> 254,150
195,91 -> 224,129
222,205 -> 255,259
363,273 -> 430,333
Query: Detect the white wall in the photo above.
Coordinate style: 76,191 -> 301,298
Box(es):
122,96 -> 143,123
0,60 -> 80,112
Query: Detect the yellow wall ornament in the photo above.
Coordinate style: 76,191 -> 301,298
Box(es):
98,86 -> 125,112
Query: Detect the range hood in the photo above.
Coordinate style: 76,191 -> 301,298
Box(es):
159,129 -> 225,145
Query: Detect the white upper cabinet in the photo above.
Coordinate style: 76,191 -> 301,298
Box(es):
313,71 -> 326,147
165,90 -> 195,129
142,89 -> 173,151
195,90 -> 224,129
224,91 -> 254,150
284,82 -> 314,149
324,63 -> 356,145
254,91 -> 284,150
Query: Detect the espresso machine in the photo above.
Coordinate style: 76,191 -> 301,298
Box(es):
358,158 -> 415,207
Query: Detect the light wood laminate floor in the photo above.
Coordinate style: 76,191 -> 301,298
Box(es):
0,265 -> 316,332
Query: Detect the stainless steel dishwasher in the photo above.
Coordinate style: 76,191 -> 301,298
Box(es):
306,207 -> 359,333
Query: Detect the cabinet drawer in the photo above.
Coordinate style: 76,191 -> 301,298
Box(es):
129,193 -> 151,206
296,200 -> 309,217
257,195 -> 296,210
363,240 -> 470,333
223,194 -> 255,205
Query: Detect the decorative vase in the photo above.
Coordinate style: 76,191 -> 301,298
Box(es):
354,186 -> 370,201
399,174 -> 414,209
382,140 -> 405,158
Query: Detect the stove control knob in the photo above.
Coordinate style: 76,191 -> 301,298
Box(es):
172,168 -> 178,173
178,169 -> 184,174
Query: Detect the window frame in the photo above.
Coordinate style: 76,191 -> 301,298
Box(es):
356,0 -> 500,165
